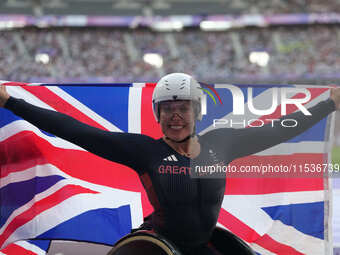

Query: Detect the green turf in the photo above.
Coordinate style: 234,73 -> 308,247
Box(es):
332,146 -> 340,165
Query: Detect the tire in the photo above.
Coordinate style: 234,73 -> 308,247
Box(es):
107,230 -> 181,255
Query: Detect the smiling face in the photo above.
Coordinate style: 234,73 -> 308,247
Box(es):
159,100 -> 196,142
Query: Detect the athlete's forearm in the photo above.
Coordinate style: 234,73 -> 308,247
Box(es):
5,97 -> 108,147
5,97 -> 88,139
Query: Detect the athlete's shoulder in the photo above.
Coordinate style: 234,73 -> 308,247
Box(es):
121,132 -> 160,145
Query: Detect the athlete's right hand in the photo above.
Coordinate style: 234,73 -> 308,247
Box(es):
0,84 -> 10,108
330,87 -> 340,111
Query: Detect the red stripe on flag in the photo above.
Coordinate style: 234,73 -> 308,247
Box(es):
254,234 -> 305,255
250,88 -> 328,125
218,207 -> 261,242
140,85 -> 163,139
21,86 -> 108,130
226,154 -> 325,194
0,132 -> 47,178
1,130 -> 153,217
2,82 -> 30,86
0,131 -> 143,192
0,243 -> 37,255
226,177 -> 324,195
145,83 -> 157,88
0,185 -> 98,248
218,209 -> 304,255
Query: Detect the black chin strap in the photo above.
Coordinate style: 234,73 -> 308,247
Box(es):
165,133 -> 195,143
165,124 -> 196,143
163,119 -> 197,143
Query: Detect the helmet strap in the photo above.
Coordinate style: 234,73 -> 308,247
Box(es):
165,133 -> 194,143
165,124 -> 196,143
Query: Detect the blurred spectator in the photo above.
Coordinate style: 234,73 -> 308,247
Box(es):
0,25 -> 339,84
238,0 -> 340,14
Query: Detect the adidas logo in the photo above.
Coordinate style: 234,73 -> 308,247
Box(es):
209,149 -> 219,163
163,155 -> 178,162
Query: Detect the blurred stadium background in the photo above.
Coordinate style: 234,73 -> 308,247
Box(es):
0,0 -> 340,254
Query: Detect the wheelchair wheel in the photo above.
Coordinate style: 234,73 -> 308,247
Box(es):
107,230 -> 181,255
211,227 -> 256,255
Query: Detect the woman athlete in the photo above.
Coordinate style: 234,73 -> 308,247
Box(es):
1,73 -> 340,255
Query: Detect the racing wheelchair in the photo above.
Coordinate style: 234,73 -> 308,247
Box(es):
107,226 -> 256,255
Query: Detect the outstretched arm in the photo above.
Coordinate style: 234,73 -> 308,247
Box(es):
230,87 -> 340,159
0,85 -> 151,171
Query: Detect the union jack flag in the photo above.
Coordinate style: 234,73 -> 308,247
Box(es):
0,82 -> 335,254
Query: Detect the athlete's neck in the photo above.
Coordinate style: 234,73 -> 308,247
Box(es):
162,135 -> 200,158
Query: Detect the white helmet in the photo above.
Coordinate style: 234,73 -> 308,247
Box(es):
152,73 -> 204,122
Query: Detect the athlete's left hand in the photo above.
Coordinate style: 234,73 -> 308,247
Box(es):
330,87 -> 340,111
0,84 -> 10,108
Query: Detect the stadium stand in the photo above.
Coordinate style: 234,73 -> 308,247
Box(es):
1,25 -> 340,85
